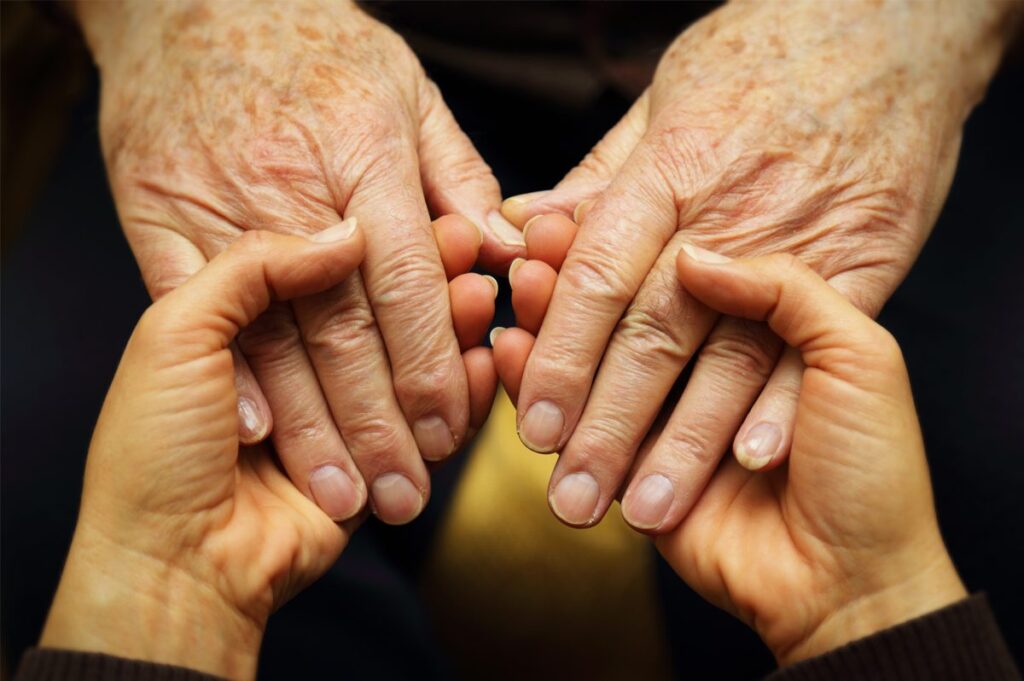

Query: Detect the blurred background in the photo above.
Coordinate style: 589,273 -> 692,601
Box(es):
3,2 -> 1022,678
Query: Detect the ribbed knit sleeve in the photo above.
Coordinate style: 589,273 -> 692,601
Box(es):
15,648 -> 226,681
766,594 -> 1020,681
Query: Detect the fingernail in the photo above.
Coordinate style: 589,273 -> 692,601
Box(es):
311,217 -> 358,243
237,396 -> 267,441
472,219 -> 485,246
623,474 -> 675,530
550,472 -> 600,526
522,215 -> 543,241
518,399 -> 564,453
309,465 -> 362,521
503,190 -> 550,208
681,242 -> 731,264
371,473 -> 425,525
413,416 -> 455,461
508,257 -> 526,285
489,326 -> 505,346
483,274 -> 499,298
487,210 -> 526,247
735,422 -> 783,471
573,199 -> 594,224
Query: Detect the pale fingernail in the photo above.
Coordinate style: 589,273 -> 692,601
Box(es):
309,465 -> 362,521
509,257 -> 526,284
371,473 -> 425,525
518,399 -> 564,453
735,422 -> 782,471
237,396 -> 268,442
502,190 -> 550,208
413,416 -> 455,461
681,242 -> 731,264
522,215 -> 543,241
487,210 -> 526,247
550,472 -> 600,526
573,199 -> 594,224
623,474 -> 675,530
483,274 -> 499,298
311,217 -> 358,243
489,326 -> 505,346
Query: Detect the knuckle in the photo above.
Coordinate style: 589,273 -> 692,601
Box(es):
370,243 -> 446,312
393,361 -> 458,412
661,422 -> 720,469
276,411 -> 333,450
699,322 -> 777,382
569,416 -> 637,473
342,416 -> 410,463
561,245 -> 637,309
300,292 -> 379,358
616,278 -> 695,365
237,304 -> 302,360
526,345 -> 594,393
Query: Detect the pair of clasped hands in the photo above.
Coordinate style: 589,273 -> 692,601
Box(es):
42,214 -> 966,679
51,0 -> 1016,677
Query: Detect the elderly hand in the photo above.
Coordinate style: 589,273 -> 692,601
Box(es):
39,221 -> 497,680
495,243 -> 966,664
74,0 -> 520,525
499,0 -> 1015,530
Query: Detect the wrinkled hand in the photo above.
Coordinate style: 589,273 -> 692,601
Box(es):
75,0 -> 521,525
499,0 -> 1011,530
495,242 -> 966,664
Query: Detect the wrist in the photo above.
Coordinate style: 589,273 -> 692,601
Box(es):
779,549 -> 967,666
41,526 -> 263,680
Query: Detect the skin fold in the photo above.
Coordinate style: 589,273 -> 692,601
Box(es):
500,0 -> 1020,532
494,241 -> 967,665
73,0 -> 522,526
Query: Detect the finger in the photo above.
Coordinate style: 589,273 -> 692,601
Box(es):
501,91 -> 650,227
618,316 -> 782,533
417,79 -> 525,272
492,326 -> 535,407
240,303 -> 369,523
231,344 -> 273,444
509,258 -> 558,335
433,214 -> 483,280
522,213 -> 578,271
676,245 -> 900,386
347,136 -> 470,463
541,229 -> 715,527
463,346 -> 498,436
291,272 -> 430,526
151,222 -> 365,349
515,145 -> 679,456
450,273 -> 499,351
732,347 -> 803,472
728,267 -> 895,473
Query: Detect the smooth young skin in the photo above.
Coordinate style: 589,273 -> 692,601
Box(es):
494,244 -> 967,664
41,220 -> 497,680
73,0 -> 523,525
501,0 -> 1019,530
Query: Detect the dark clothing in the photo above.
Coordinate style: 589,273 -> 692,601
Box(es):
16,595 -> 1020,681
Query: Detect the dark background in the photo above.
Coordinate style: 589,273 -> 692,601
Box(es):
3,3 -> 1022,678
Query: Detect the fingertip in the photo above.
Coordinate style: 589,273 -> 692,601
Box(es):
493,326 -> 535,406
523,214 -> 578,271
433,214 -> 481,279
510,259 -> 558,335
450,273 -> 496,350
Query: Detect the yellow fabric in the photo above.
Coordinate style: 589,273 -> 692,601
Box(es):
420,390 -> 672,679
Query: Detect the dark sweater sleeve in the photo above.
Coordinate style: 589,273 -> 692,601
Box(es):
766,593 -> 1021,681
15,648 -> 226,681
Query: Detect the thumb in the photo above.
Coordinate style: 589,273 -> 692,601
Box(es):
148,219 -> 365,355
675,244 -> 903,390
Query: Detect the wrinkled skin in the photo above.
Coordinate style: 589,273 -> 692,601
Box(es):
75,0 -> 523,525
500,0 -> 1014,531
494,245 -> 967,665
